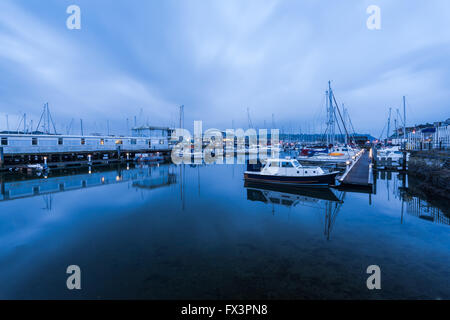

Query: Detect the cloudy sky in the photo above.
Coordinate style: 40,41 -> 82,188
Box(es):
0,0 -> 449,136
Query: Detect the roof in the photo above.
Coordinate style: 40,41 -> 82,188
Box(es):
132,126 -> 171,131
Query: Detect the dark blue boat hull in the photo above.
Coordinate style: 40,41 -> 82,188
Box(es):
244,171 -> 339,186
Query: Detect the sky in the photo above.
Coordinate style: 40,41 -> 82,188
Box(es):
0,0 -> 449,137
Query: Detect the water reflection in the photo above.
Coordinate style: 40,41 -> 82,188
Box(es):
244,182 -> 347,240
0,163 -> 176,205
373,170 -> 449,226
0,163 -> 448,299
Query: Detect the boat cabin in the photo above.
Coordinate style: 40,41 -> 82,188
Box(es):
260,158 -> 326,176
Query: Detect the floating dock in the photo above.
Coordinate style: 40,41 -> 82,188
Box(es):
338,149 -> 373,189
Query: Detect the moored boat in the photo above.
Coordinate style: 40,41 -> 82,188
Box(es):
244,158 -> 339,187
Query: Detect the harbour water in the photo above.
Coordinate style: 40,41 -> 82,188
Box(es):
0,162 -> 448,299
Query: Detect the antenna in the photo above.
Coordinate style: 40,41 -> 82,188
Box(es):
247,107 -> 253,129
80,119 -> 84,136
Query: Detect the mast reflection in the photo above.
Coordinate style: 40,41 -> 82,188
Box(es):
244,181 -> 345,239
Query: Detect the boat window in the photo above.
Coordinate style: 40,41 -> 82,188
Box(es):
305,171 -> 308,174
58,138 -> 63,145
131,139 -> 137,145
81,138 -> 85,145
32,138 -> 38,145
293,160 -> 301,167
282,162 -> 294,168
100,139 -> 105,145
1,137 -> 7,146
115,139 -> 123,145
269,161 -> 280,167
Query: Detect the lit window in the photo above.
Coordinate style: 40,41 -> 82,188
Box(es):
81,138 -> 85,145
100,139 -> 104,145
115,139 -> 123,145
159,139 -> 164,145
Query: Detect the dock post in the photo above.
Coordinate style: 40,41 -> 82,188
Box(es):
0,147 -> 3,168
402,151 -> 407,171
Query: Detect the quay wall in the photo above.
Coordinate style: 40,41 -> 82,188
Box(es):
407,150 -> 450,200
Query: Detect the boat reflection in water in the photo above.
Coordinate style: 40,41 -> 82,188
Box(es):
0,163 -> 177,203
244,181 -> 346,240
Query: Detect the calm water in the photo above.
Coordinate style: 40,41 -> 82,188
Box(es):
0,162 -> 448,299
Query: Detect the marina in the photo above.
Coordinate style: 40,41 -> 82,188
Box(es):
1,0 -> 449,306
0,162 -> 448,299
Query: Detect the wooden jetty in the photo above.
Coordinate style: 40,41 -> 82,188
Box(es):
338,149 -> 373,189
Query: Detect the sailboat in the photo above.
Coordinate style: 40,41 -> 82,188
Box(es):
297,81 -> 360,164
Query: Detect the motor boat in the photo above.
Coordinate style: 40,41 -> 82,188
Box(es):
244,157 -> 339,186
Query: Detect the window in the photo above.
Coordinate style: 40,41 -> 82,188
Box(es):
58,138 -> 63,145
159,139 -> 165,145
269,161 -> 279,167
81,138 -> 85,145
148,139 -> 151,147
32,138 -> 38,145
115,139 -> 123,145
131,139 -> 137,145
282,162 -> 294,168
100,139 -> 104,145
1,137 -> 7,146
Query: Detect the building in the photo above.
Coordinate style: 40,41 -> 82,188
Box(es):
131,126 -> 171,148
0,132 -> 170,169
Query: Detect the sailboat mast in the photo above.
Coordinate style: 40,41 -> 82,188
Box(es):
328,81 -> 335,146
403,96 -> 406,141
